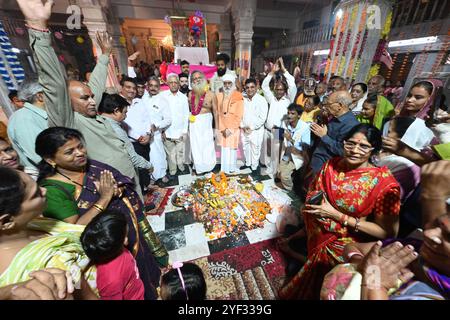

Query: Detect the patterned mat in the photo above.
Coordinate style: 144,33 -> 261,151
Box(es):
191,238 -> 287,300
144,187 -> 175,216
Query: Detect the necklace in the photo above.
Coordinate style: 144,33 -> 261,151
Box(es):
189,93 -> 206,122
56,169 -> 97,194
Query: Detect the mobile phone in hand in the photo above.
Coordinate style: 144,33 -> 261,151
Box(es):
308,191 -> 324,205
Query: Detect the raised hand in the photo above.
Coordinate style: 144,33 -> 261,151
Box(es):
128,51 -> 141,62
16,0 -> 54,30
96,31 -> 113,56
359,241 -> 417,292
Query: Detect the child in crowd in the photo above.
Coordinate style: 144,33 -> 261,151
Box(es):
81,210 -> 145,300
357,94 -> 378,126
159,262 -> 207,300
300,95 -> 321,123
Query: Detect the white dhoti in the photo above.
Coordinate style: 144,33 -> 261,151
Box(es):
149,132 -> 167,180
189,113 -> 216,174
241,128 -> 264,170
260,128 -> 281,175
220,147 -> 237,174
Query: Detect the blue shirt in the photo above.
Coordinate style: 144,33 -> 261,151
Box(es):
7,102 -> 48,169
311,111 -> 359,173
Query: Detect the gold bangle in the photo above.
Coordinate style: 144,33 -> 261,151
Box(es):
93,204 -> 105,212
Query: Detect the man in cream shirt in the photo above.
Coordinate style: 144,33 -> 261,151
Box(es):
161,73 -> 190,178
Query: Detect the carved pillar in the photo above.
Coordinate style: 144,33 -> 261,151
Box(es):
231,0 -> 256,79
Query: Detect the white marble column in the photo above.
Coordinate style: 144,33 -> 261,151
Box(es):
231,0 -> 256,80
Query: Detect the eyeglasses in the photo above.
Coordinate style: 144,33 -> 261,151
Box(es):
343,140 -> 374,153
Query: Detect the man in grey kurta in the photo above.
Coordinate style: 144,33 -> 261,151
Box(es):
29,29 -> 138,185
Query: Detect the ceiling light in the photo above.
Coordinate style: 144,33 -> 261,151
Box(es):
313,49 -> 330,56
388,36 -> 438,48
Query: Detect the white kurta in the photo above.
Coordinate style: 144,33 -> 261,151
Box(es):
261,73 -> 295,174
189,113 -> 216,174
140,92 -> 172,180
241,93 -> 268,170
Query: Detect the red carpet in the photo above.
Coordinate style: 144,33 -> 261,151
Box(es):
144,187 -> 174,216
192,238 -> 287,300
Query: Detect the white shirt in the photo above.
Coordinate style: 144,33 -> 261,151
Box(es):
241,93 -> 268,131
262,72 -> 297,130
161,90 -> 189,139
123,97 -> 147,140
142,92 -> 172,131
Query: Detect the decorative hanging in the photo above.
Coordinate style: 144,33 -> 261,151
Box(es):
76,35 -> 84,44
188,11 -> 204,42
119,36 -> 126,45
131,35 -> 138,46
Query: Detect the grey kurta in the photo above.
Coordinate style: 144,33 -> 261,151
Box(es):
29,29 -> 137,180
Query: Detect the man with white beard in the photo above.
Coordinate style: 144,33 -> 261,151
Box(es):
215,74 -> 244,174
188,71 -> 217,174
240,78 -> 268,175
140,76 -> 172,185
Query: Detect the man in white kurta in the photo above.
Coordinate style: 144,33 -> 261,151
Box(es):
161,73 -> 190,177
240,78 -> 268,174
260,58 -> 296,175
141,76 -> 172,183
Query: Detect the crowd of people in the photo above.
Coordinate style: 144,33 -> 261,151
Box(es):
0,0 -> 449,301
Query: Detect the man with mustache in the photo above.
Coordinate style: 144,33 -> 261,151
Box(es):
188,70 -> 217,174
20,0 -> 141,196
215,74 -> 244,174
210,53 -> 237,94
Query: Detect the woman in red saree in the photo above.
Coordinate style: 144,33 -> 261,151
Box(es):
279,124 -> 401,299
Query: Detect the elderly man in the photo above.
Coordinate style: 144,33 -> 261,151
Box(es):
215,74 -> 244,174
315,82 -> 328,102
295,77 -> 317,108
367,75 -> 395,129
161,73 -> 190,178
310,91 -> 359,174
210,53 -> 237,94
7,80 -> 48,177
328,75 -> 346,94
240,78 -> 268,175
188,70 -> 217,174
24,4 -> 143,196
139,76 -> 172,185
261,57 -> 297,175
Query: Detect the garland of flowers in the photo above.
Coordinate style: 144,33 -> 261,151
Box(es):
340,5 -> 357,76
347,4 -> 367,79
333,10 -> 349,75
325,5 -> 342,78
352,28 -> 368,79
366,9 -> 392,82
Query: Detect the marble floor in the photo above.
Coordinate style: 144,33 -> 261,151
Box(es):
147,163 -> 301,264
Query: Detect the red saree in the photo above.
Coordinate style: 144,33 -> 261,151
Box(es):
279,157 -> 400,299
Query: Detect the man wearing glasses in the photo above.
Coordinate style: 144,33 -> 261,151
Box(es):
310,91 -> 359,174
